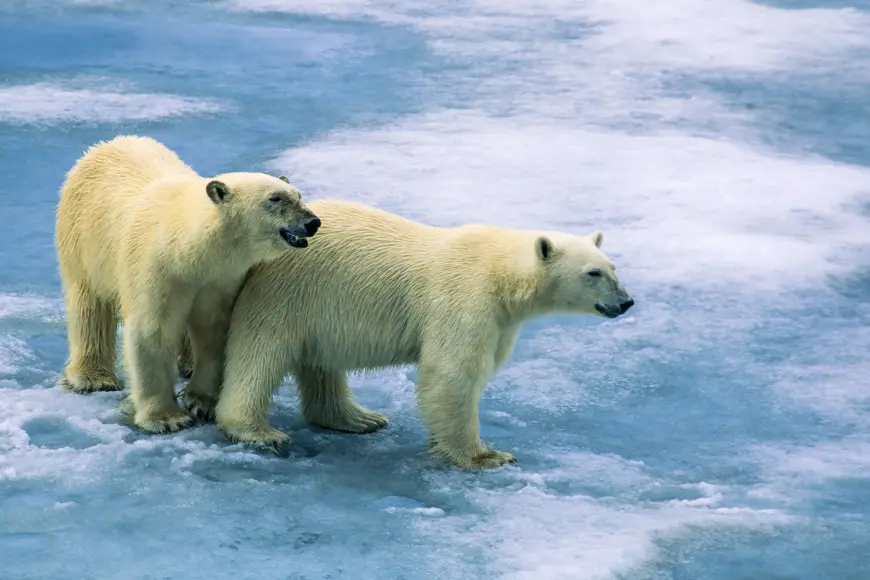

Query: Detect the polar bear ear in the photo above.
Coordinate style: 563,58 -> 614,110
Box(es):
589,230 -> 603,248
536,236 -> 554,261
278,175 -> 290,183
206,180 -> 232,204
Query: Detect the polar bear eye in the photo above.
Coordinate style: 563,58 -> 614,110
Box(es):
587,269 -> 602,277
268,193 -> 283,203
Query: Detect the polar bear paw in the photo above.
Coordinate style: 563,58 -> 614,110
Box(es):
310,404 -> 388,434
181,391 -> 218,423
223,424 -> 291,455
133,406 -> 195,434
431,440 -> 516,470
467,449 -> 516,470
60,370 -> 122,394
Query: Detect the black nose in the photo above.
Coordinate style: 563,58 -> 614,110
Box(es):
620,299 -> 634,313
304,216 -> 321,236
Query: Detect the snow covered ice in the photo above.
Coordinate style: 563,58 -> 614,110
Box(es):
2,0 -> 870,578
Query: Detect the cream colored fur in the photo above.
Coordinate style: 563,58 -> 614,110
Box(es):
214,199 -> 633,470
55,135 -> 318,434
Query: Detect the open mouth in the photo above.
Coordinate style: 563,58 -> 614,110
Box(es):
279,227 -> 309,249
594,303 -> 621,319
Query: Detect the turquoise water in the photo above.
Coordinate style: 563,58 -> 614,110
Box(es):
1,1 -> 869,579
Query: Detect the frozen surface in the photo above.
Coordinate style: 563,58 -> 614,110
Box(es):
2,0 -> 869,578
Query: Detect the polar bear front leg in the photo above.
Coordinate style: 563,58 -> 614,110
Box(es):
417,350 -> 515,470
295,366 -> 388,434
123,321 -> 194,434
180,290 -> 236,422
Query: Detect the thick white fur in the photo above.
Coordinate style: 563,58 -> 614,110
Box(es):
214,199 -> 633,469
55,135 -> 316,434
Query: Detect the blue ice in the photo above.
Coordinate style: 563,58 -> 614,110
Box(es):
1,0 -> 870,579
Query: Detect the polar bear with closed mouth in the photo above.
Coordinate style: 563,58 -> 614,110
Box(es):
212,199 -> 634,469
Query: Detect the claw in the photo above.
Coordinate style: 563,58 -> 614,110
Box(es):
182,395 -> 217,423
265,440 -> 286,455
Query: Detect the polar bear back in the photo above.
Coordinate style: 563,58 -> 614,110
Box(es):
55,136 -> 205,296
230,199 -> 538,371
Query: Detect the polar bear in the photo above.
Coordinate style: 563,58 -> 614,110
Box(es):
55,135 -> 321,434
213,199 -> 634,469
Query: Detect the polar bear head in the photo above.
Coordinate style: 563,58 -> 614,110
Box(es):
534,230 -> 634,318
205,172 -> 320,256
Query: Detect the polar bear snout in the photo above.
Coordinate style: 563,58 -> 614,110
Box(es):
304,216 -> 321,236
594,303 -> 619,318
279,225 -> 310,248
594,296 -> 634,318
278,213 -> 321,249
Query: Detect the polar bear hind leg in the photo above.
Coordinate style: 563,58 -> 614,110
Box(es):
60,282 -> 122,394
215,328 -> 295,452
295,366 -> 387,434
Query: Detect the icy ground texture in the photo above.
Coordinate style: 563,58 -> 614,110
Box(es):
2,0 -> 870,578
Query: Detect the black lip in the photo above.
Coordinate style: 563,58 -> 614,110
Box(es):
594,303 -> 621,319
279,227 -> 309,248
